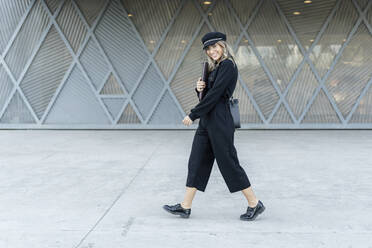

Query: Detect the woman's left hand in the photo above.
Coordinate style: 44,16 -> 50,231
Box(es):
183,115 -> 193,126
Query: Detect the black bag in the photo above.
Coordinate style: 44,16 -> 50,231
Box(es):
229,95 -> 241,129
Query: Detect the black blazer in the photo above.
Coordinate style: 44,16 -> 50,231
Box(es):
189,59 -> 238,121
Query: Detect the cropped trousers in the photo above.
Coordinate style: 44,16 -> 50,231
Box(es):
186,99 -> 251,193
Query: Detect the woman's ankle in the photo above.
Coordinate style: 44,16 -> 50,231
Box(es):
181,202 -> 191,209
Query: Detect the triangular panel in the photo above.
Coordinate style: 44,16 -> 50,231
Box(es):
20,25 -> 73,119
102,97 -> 126,119
45,65 -> 110,124
149,90 -> 183,124
302,90 -> 340,123
117,103 -> 141,124
132,63 -> 164,119
100,73 -> 124,95
349,83 -> 372,123
271,104 -> 293,124
0,91 -> 35,124
123,0 -> 181,53
75,0 -> 106,26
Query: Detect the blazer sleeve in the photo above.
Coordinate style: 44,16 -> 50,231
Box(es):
195,86 -> 210,100
188,60 -> 235,121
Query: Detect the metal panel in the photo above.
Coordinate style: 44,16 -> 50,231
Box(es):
148,90 -> 184,124
0,0 -> 32,53
44,65 -> 110,124
0,0 -> 371,129
80,37 -> 110,90
132,63 -> 164,119
94,0 -> 149,92
0,66 -> 14,113
4,0 -> 50,80
0,91 -> 35,123
20,25 -> 72,119
102,97 -> 125,119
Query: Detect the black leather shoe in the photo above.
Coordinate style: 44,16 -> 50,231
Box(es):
240,200 -> 265,221
163,203 -> 191,218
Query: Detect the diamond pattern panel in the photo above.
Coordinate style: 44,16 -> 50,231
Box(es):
0,0 -> 32,54
56,0 -> 88,53
132,63 -> 164,119
325,23 -> 372,119
20,25 -> 72,119
95,0 -> 148,92
286,63 -> 318,119
123,0 -> 181,53
247,0 -> 303,92
154,0 -> 202,80
4,0 -> 50,80
309,0 -> 359,79
80,37 -> 110,90
236,39 -> 279,119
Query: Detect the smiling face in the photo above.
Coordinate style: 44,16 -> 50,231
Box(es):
205,42 -> 224,62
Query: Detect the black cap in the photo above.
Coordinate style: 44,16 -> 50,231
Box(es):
201,31 -> 226,50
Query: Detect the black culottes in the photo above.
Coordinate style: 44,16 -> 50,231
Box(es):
186,99 -> 251,193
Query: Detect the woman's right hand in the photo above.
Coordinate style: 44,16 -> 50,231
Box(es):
196,77 -> 206,92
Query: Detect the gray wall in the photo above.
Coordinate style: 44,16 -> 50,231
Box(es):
0,0 -> 372,129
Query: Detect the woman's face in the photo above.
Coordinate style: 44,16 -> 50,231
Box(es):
206,43 -> 223,62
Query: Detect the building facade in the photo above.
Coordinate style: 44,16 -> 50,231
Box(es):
0,0 -> 372,129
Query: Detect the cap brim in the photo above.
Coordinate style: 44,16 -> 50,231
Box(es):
203,40 -> 219,50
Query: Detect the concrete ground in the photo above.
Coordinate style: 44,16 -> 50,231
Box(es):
0,130 -> 371,248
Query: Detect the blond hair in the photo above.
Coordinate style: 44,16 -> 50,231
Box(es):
204,40 -> 236,72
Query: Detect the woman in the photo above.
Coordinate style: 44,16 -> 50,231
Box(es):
163,32 -> 265,221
